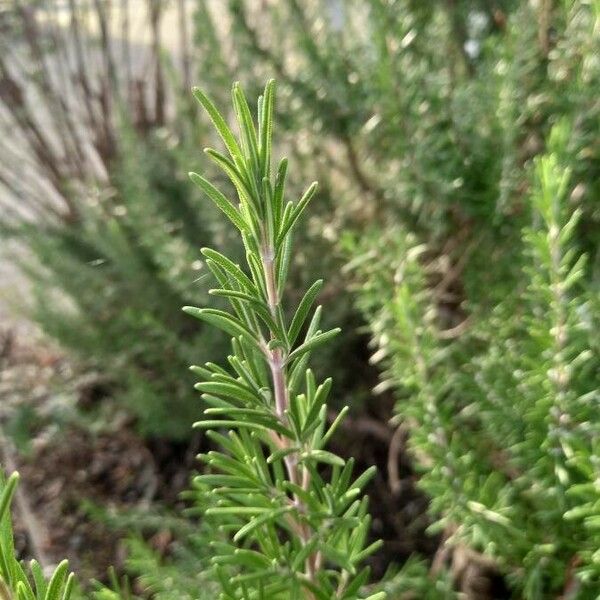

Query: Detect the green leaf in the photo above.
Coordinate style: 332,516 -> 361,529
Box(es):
192,87 -> 243,166
0,473 -> 18,522
44,560 -> 69,600
16,581 -> 32,600
183,307 -> 257,341
287,328 -> 341,364
233,506 -> 292,542
61,574 -> 75,600
302,379 -> 332,436
201,248 -> 256,292
351,539 -> 384,564
276,230 -> 293,297
205,149 -> 255,207
232,83 -> 261,176
263,178 -> 276,247
321,406 -> 350,448
209,289 -> 279,334
276,182 -> 318,247
350,466 -> 377,494
204,408 -> 292,435
196,381 -> 261,406
189,172 -> 247,232
194,420 -> 271,434
194,474 -> 255,488
273,158 -> 288,226
216,549 -> 271,570
30,560 -> 47,598
288,279 -> 323,345
266,446 -> 300,464
300,449 -> 345,468
259,80 -> 275,178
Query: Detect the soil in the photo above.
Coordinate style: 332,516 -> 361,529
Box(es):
0,324 -> 194,586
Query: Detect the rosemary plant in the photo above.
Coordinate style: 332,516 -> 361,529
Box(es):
184,81 -> 384,599
350,121 -> 600,597
0,472 -> 75,600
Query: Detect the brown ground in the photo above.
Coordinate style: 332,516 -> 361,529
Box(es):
0,324 -> 196,586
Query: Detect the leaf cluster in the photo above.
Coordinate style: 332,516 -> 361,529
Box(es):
184,81 -> 384,599
350,120 -> 600,597
0,473 -> 75,600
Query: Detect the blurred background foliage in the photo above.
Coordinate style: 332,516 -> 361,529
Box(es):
0,0 -> 598,598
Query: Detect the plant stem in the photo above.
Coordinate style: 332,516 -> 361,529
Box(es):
261,242 -> 318,596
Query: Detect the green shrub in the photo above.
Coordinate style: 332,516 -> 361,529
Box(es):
2,1 -> 598,595
350,121 -> 600,597
227,2 -> 599,592
0,79 -> 389,600
0,3 -> 241,440
8,126 -> 232,440
213,0 -> 600,287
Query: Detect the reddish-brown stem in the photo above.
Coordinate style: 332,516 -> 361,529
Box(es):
261,242 -> 317,597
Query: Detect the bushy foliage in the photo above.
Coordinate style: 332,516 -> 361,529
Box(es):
1,1 -> 599,597
212,0 -> 599,291
0,2 -> 243,440
470,126 -> 600,595
0,79 -> 387,600
239,1 -> 599,593
1,1 -> 364,441
350,119 -> 600,597
8,127 -> 232,439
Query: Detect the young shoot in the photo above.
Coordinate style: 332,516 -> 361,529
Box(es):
184,80 -> 384,600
